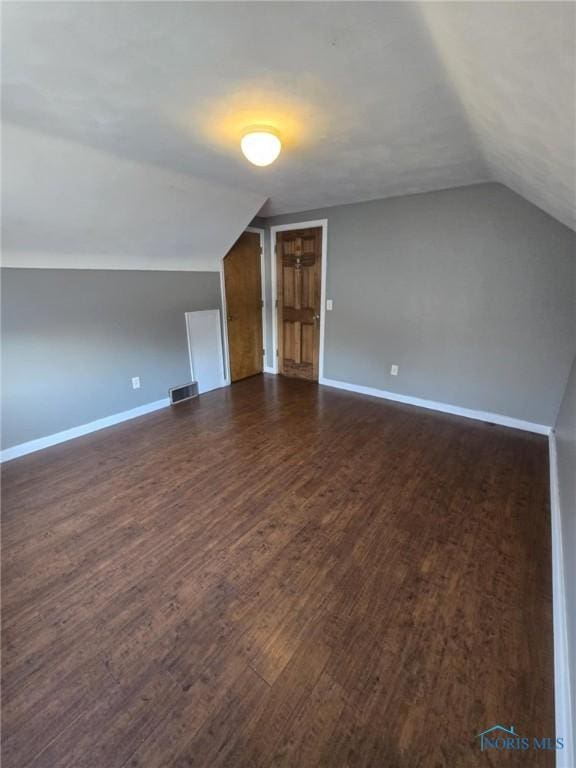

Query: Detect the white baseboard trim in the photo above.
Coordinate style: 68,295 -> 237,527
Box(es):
0,398 -> 171,463
319,376 -> 551,435
548,433 -> 574,767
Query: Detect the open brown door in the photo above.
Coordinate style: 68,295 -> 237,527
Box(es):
223,231 -> 263,382
276,227 -> 322,380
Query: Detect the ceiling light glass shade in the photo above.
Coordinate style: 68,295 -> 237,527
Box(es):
240,127 -> 281,167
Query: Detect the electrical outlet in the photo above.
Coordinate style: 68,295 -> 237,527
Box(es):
390,365 -> 399,376
132,376 -> 141,389
326,299 -> 333,311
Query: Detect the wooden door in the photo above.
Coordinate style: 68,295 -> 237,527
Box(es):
277,227 -> 322,380
224,231 -> 263,382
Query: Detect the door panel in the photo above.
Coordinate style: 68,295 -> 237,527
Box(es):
277,227 -> 322,380
224,231 -> 263,382
185,310 -> 225,393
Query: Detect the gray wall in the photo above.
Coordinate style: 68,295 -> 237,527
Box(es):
555,357 -> 576,722
265,183 -> 576,425
1,269 -> 221,448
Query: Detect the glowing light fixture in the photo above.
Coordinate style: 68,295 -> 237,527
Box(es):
240,126 -> 281,167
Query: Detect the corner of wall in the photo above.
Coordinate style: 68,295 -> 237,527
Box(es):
548,428 -> 575,765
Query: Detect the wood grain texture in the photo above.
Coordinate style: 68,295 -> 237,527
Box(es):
224,230 -> 263,382
1,375 -> 554,767
277,228 -> 321,380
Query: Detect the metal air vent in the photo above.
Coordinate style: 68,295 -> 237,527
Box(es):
169,381 -> 199,405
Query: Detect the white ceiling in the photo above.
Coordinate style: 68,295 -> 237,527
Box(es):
2,123 -> 266,270
2,1 -> 575,228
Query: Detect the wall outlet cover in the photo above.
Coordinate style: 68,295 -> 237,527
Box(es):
132,376 -> 141,389
390,365 -> 399,376
326,299 -> 333,311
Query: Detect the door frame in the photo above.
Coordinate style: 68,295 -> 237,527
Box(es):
219,226 -> 267,385
270,219 -> 328,378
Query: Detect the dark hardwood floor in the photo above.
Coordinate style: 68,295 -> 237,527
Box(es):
1,375 -> 554,767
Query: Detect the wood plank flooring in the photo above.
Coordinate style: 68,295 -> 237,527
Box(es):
1,375 -> 554,767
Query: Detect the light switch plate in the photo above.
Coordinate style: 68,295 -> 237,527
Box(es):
132,376 -> 141,389
390,365 -> 399,376
326,299 -> 333,311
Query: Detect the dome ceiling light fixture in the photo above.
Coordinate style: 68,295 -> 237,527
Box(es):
240,126 -> 282,167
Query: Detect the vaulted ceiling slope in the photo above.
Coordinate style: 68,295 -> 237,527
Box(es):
2,124 -> 266,270
2,1 -> 575,231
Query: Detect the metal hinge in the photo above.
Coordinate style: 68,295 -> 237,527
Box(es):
262,349 -> 266,356
261,300 -> 264,308
276,348 -> 279,357
275,299 -> 278,308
